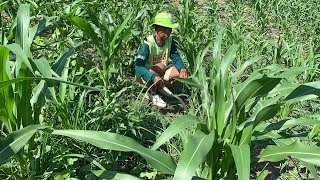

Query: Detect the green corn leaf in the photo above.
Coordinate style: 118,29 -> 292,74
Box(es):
194,41 -> 212,74
0,77 -> 103,92
231,56 -> 263,82
258,141 -> 320,166
0,46 -> 15,132
32,57 -> 56,101
220,44 -> 239,78
229,144 -> 250,180
5,43 -> 33,74
253,103 -> 283,128
300,160 -> 320,180
254,118 -> 320,134
236,76 -> 281,111
309,124 -> 320,139
270,67 -> 311,79
225,72 -> 263,123
92,170 -> 140,180
109,11 -> 133,53
173,77 -> 201,89
216,71 -> 226,137
212,28 -> 223,69
243,94 -> 282,126
62,16 -> 100,48
240,103 -> 282,145
32,57 -> 52,78
284,81 -> 320,103
173,130 -> 215,180
199,67 -> 211,129
0,124 -> 46,164
52,130 -> 176,174
151,115 -> 200,150
16,4 -> 32,58
58,58 -> 70,102
52,42 -> 84,75
267,83 -> 297,98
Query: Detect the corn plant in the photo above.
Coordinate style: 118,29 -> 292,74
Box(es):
2,24 -> 319,179
61,1 -> 146,85
0,4 -> 102,178
156,29 -> 320,179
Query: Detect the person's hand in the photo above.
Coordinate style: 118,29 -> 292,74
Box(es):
154,76 -> 165,89
179,69 -> 188,79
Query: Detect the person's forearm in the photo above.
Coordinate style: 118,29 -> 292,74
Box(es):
135,65 -> 156,82
171,54 -> 185,71
170,40 -> 186,71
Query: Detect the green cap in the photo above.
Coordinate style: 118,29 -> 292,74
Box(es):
152,12 -> 179,29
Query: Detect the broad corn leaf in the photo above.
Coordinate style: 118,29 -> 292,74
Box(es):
0,46 -> 15,131
0,125 -> 46,164
300,160 -> 320,180
253,103 -> 283,128
62,16 -> 100,48
52,42 -> 84,75
284,81 -> 320,103
52,130 -> 176,174
254,118 -> 320,134
258,141 -> 320,167
32,57 -> 56,101
16,4 -> 32,58
109,11 -> 133,51
309,124 -> 320,139
5,43 -> 33,75
151,115 -> 199,150
173,77 -> 201,89
229,144 -> 250,180
231,56 -> 263,82
173,130 -> 214,180
220,44 -> 239,78
235,76 -> 281,111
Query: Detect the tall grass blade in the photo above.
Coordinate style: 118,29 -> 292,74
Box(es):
151,115 -> 199,150
52,130 -> 176,174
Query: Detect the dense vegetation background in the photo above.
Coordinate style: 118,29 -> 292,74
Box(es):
0,0 -> 319,179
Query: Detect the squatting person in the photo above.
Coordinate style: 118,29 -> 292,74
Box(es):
135,12 -> 188,107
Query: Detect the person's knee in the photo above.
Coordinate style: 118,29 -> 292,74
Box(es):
150,63 -> 165,76
164,67 -> 179,81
